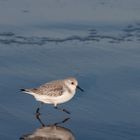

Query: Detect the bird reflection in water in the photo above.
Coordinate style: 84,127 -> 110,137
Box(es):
20,114 -> 75,140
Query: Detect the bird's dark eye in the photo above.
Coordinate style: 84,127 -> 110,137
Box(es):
71,82 -> 74,85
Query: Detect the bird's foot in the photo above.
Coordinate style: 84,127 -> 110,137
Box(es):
54,106 -> 71,114
62,109 -> 71,114
54,117 -> 70,126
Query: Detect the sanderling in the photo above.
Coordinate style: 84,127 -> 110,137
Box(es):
21,77 -> 84,114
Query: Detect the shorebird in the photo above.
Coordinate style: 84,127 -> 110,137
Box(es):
21,77 -> 84,114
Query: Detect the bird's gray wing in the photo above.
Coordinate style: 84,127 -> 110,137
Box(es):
30,82 -> 64,97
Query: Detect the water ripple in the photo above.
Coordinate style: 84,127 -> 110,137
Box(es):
0,23 -> 140,45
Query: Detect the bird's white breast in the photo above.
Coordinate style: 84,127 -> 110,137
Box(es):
34,89 -> 76,106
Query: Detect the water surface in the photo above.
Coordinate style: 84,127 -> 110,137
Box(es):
0,0 -> 140,140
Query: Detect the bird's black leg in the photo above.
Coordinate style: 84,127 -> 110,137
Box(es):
54,117 -> 70,126
35,112 -> 45,127
35,102 -> 43,117
54,106 -> 70,114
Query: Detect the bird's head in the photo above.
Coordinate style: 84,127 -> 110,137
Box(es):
65,77 -> 84,92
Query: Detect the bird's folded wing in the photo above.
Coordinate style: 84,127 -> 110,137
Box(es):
32,83 -> 64,97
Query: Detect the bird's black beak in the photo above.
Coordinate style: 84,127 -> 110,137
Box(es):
77,86 -> 84,92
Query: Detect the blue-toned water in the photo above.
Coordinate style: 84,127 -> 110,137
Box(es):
0,0 -> 140,140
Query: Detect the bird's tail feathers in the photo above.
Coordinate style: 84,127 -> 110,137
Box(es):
20,88 -> 26,92
20,88 -> 33,94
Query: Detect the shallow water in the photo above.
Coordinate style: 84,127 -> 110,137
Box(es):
0,0 -> 140,140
